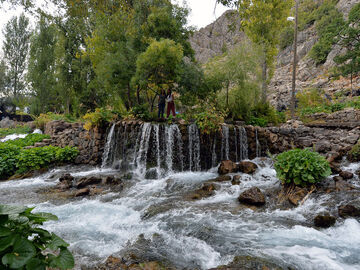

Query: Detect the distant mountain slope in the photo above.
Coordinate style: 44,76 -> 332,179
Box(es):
189,0 -> 360,109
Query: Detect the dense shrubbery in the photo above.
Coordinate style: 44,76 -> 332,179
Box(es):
348,141 -> 360,162
83,108 -> 119,130
34,113 -> 79,130
0,204 -> 74,270
0,125 -> 32,137
0,134 -> 79,179
275,148 -> 331,186
246,103 -> 285,127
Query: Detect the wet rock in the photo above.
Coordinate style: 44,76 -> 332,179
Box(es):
59,173 -> 74,182
333,176 -> 343,182
75,187 -> 90,197
330,162 -> 342,174
231,175 -> 241,185
335,179 -> 356,191
338,204 -> 360,218
339,171 -> 354,180
314,214 -> 336,228
76,176 -> 102,189
190,182 -> 219,200
95,255 -> 171,270
218,160 -> 237,175
209,255 -> 283,270
103,176 -> 122,185
288,186 -> 308,206
213,175 -> 232,182
238,187 -> 265,206
238,161 -> 258,174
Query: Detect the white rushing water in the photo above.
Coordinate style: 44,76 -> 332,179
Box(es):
1,158 -> 360,269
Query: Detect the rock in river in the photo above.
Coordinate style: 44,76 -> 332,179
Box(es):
238,187 -> 265,206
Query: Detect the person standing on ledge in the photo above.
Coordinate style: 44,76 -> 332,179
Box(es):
166,89 -> 176,118
158,89 -> 166,119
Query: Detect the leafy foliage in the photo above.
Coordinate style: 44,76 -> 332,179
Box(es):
2,134 -> 50,148
0,125 -> 31,137
83,108 -> 119,130
275,149 -> 331,186
0,204 -> 74,270
34,113 -> 79,130
348,140 -> 360,162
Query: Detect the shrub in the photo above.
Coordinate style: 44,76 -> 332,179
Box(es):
83,108 -> 118,130
0,204 -> 74,270
3,133 -> 50,148
348,141 -> 360,162
125,104 -> 151,122
248,117 -> 268,127
55,146 -> 80,163
274,148 -> 331,186
0,125 -> 32,137
248,103 -> 284,126
279,25 -> 294,50
0,144 -> 21,179
35,113 -> 78,130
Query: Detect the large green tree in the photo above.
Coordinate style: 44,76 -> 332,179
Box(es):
334,3 -> 360,91
217,0 -> 292,102
2,13 -> 31,109
27,15 -> 58,114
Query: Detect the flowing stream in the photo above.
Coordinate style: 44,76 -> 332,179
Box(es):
1,126 -> 360,270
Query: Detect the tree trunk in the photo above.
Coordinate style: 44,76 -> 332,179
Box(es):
136,86 -> 141,105
127,84 -> 132,110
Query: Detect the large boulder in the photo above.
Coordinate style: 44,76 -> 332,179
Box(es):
314,214 -> 336,228
218,160 -> 237,175
338,204 -> 360,218
76,176 -> 102,189
238,187 -> 265,206
238,161 -> 258,174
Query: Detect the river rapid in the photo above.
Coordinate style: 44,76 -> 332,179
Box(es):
1,159 -> 360,270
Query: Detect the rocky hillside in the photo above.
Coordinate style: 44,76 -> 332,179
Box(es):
189,0 -> 360,109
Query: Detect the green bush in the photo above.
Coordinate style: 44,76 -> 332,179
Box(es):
0,204 -> 74,270
34,113 -> 79,130
275,148 -> 331,186
248,117 -> 268,127
348,141 -> 360,161
0,125 -> 32,137
55,146 -> 80,163
247,103 -> 284,126
279,26 -> 294,50
83,108 -> 119,130
127,104 -> 151,122
3,134 -> 50,148
0,144 -> 21,179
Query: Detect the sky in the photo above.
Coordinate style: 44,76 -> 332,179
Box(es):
0,0 -> 230,55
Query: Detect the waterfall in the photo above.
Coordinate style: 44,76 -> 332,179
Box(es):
165,125 -> 175,173
255,129 -> 261,158
135,123 -> 152,177
153,124 -> 161,178
101,123 -> 115,168
212,137 -> 217,167
238,127 -> 248,160
234,127 -> 238,162
188,124 -> 201,171
221,125 -> 229,160
174,125 -> 184,172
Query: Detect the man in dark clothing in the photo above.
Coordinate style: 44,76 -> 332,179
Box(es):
158,89 -> 166,119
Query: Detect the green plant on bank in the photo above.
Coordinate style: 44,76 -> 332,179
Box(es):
0,144 -> 79,179
0,204 -> 74,270
2,134 -> 50,148
246,103 -> 285,127
34,113 -> 79,130
274,148 -> 331,186
0,126 -> 32,137
83,108 -> 119,130
348,140 -> 360,162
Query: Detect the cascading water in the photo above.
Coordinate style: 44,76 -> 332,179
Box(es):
101,123 -> 115,168
238,127 -> 248,160
234,127 -> 238,162
221,125 -> 229,161
255,128 -> 261,158
135,123 -> 152,177
188,124 -> 201,171
153,124 -> 161,178
212,137 -> 217,167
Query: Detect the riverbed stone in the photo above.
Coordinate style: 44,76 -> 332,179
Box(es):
314,214 -> 336,228
238,187 -> 265,206
288,187 -> 308,206
218,160 -> 237,175
76,176 -> 102,188
209,255 -> 283,270
338,204 -> 360,218
339,171 -> 354,180
75,187 -> 90,197
213,175 -> 232,182
238,161 -> 258,174
190,182 -> 219,200
231,175 -> 241,185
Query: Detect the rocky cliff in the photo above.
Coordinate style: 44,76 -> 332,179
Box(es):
189,0 -> 360,109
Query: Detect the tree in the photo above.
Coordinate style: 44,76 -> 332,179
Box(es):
132,38 -> 184,111
334,3 -> 360,92
27,15 -> 58,114
0,60 -> 7,94
2,13 -> 31,110
217,0 -> 292,102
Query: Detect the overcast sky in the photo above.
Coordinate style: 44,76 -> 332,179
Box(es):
0,0 -> 230,54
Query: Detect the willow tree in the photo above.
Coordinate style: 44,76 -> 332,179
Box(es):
217,0 -> 292,102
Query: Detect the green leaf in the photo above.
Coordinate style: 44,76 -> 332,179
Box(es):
49,248 -> 74,270
47,233 -> 69,250
0,205 -> 27,215
0,234 -> 15,252
0,227 -> 12,237
2,238 -> 36,269
26,258 -> 46,270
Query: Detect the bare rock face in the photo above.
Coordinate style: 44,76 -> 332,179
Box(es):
238,187 -> 266,206
218,160 -> 237,175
